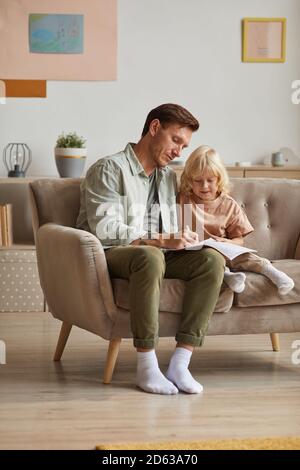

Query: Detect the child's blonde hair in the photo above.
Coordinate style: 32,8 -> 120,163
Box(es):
180,145 -> 231,195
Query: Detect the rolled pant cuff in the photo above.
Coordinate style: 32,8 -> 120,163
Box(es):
175,333 -> 204,347
133,337 -> 159,349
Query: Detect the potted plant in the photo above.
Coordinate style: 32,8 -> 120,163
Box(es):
54,131 -> 87,178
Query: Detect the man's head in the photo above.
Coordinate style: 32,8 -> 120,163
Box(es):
140,103 -> 199,169
142,103 -> 199,137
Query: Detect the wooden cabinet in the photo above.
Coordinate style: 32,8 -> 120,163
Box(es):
243,167 -> 300,179
0,177 -> 53,312
0,176 -> 57,245
171,165 -> 300,180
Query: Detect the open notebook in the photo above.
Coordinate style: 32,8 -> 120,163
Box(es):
185,237 -> 257,260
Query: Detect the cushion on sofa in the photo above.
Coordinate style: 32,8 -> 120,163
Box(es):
112,278 -> 234,314
234,259 -> 300,307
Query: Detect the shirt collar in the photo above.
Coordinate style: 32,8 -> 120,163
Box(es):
124,143 -> 168,176
124,143 -> 146,176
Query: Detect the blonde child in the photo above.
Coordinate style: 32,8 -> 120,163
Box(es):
178,145 -> 294,295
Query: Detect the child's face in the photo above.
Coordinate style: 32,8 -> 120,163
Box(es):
191,170 -> 219,201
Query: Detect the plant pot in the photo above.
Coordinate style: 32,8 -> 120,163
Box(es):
54,147 -> 87,178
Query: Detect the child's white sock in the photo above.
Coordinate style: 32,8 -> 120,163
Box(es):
261,263 -> 294,295
223,267 -> 246,293
166,347 -> 203,394
136,350 -> 178,395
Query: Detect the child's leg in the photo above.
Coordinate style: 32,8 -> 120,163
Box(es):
230,253 -> 294,295
223,266 -> 246,293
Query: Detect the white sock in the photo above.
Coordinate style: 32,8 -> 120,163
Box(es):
136,350 -> 178,395
261,263 -> 294,295
223,267 -> 246,293
166,347 -> 203,394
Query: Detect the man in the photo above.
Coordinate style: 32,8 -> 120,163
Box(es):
77,103 -> 225,395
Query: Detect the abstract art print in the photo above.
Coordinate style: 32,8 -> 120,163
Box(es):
29,14 -> 84,53
0,0 -> 117,80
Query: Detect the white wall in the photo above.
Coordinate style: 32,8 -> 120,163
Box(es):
0,0 -> 299,176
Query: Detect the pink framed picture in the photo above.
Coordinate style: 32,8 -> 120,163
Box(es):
242,18 -> 286,63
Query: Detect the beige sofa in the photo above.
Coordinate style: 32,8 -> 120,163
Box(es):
29,178 -> 300,383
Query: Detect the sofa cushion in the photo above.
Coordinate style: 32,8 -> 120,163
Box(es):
112,278 -> 233,314
234,259 -> 300,307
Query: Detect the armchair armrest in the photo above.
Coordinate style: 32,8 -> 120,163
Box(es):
36,223 -> 117,337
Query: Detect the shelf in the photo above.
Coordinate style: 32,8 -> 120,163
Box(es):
170,165 -> 300,180
0,244 -> 35,250
0,176 -> 58,183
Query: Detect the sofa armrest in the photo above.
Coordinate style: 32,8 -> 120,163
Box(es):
295,236 -> 300,260
36,223 -> 117,336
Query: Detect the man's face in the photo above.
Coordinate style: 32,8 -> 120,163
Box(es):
149,121 -> 193,168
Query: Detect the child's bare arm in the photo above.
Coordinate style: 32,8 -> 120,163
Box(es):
212,236 -> 244,245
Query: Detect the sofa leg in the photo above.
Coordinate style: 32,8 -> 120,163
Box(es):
103,338 -> 122,384
270,333 -> 280,352
53,321 -> 72,361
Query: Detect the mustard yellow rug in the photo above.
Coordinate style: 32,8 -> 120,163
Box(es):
96,436 -> 300,450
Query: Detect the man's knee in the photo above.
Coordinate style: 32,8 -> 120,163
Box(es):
131,246 -> 165,276
189,248 -> 225,281
203,249 -> 225,281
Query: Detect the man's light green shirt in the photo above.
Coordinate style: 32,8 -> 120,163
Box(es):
76,143 -> 178,246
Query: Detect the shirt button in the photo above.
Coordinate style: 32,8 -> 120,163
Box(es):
264,202 -> 269,207
241,203 -> 245,208
267,224 -> 271,228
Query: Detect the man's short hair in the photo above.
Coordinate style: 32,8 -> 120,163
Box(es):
142,103 -> 199,137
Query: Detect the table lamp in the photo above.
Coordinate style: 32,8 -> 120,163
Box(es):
3,143 -> 32,177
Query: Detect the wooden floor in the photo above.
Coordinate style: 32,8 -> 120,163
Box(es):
0,312 -> 300,450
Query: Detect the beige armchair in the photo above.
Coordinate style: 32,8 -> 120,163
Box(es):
29,178 -> 300,383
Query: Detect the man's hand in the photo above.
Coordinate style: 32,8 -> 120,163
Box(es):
131,227 -> 200,250
183,226 -> 199,244
161,227 -> 199,249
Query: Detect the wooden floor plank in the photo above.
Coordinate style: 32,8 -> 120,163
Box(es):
0,312 -> 299,450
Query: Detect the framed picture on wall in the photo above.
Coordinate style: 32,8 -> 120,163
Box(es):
242,18 -> 286,63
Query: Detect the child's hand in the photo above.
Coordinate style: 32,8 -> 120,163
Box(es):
212,236 -> 231,243
212,236 -> 244,246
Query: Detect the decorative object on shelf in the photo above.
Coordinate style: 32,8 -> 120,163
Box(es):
278,147 -> 300,166
0,204 -> 13,247
235,162 -> 252,167
262,148 -> 300,166
3,143 -> 32,177
242,18 -> 286,63
271,152 -> 285,167
54,131 -> 87,178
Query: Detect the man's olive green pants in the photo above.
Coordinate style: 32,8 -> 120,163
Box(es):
105,246 -> 225,349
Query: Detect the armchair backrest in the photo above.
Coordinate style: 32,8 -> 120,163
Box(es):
29,177 -> 300,260
29,178 -> 82,237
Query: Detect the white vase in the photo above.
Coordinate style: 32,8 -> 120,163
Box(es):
54,147 -> 87,178
271,152 -> 284,167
